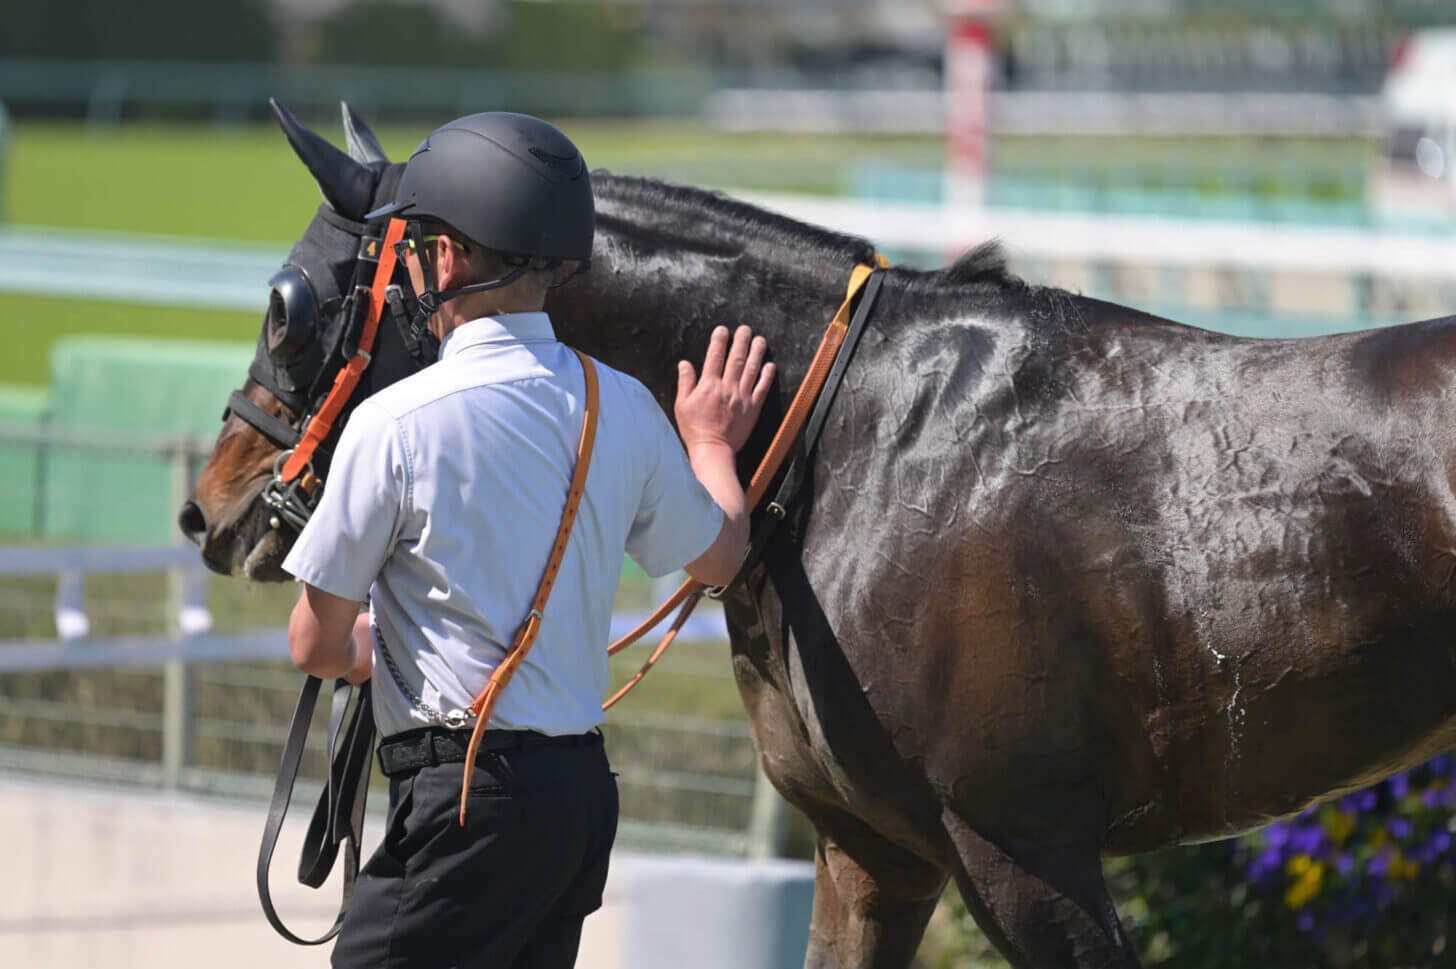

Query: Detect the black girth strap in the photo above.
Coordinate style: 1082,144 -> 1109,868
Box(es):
724,267 -> 889,590
257,676 -> 376,945
226,390 -> 302,451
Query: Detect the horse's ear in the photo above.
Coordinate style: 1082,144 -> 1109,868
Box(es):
340,102 -> 389,166
270,97 -> 376,220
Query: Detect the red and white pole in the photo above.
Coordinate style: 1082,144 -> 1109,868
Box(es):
944,1 -> 1006,210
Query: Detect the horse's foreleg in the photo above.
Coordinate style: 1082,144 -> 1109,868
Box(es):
943,812 -> 1139,969
802,811 -> 947,969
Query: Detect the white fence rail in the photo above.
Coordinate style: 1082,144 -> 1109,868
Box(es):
0,536 -> 786,857
7,197 -> 1456,332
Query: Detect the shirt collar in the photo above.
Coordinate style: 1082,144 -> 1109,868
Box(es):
438,313 -> 557,361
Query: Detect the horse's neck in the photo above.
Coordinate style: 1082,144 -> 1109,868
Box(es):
548,235 -> 853,410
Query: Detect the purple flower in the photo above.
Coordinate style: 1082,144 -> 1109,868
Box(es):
1296,910 -> 1317,933
1416,830 -> 1452,864
1367,848 -> 1391,877
1291,826 -> 1328,857
1387,817 -> 1414,840
1246,846 -> 1283,887
1334,853 -> 1355,875
1389,774 -> 1410,799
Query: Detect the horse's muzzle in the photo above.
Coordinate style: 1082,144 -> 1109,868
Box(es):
178,499 -> 234,576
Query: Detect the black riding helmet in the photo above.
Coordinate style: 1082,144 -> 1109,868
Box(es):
366,111 -> 593,264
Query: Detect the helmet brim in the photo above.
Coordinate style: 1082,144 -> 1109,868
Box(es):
363,198 -> 415,222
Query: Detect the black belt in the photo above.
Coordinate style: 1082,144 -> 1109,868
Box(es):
377,726 -> 601,777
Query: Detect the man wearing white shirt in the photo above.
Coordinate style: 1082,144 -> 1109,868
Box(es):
282,112 -> 773,969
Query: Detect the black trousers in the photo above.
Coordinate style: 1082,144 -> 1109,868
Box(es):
332,731 -> 618,969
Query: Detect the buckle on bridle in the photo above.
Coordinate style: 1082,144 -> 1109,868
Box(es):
261,448 -> 321,532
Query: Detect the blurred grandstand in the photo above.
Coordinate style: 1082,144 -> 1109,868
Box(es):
0,0 -> 1448,128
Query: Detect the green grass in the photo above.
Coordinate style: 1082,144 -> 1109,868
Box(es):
0,292 -> 256,387
0,121 -> 1381,387
6,121 -> 1373,243
4,119 -> 943,241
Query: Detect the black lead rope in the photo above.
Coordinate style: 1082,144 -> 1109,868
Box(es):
257,676 -> 376,945
719,267 -> 889,592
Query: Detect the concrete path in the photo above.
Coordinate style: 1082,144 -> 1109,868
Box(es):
0,774 -> 812,969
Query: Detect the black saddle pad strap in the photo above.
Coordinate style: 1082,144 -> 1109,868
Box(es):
257,675 -> 376,946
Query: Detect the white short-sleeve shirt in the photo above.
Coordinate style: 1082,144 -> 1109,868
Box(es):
282,313 -> 723,737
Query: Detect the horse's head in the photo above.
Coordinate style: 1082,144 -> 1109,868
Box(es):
178,101 -> 431,580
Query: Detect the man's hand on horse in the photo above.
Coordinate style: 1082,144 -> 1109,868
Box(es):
675,325 -> 774,587
675,324 -> 774,458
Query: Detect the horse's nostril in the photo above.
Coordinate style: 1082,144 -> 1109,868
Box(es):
178,500 -> 209,544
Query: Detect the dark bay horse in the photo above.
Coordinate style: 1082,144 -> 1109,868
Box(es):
181,105 -> 1456,969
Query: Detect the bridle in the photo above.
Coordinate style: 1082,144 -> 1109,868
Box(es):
224,212 -> 426,534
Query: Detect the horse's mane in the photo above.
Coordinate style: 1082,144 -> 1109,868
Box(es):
594,173 -> 881,268
593,173 -> 1039,302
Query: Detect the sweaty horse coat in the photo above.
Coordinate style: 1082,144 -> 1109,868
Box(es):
182,106 -> 1456,969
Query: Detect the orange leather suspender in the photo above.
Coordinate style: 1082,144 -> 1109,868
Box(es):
458,349 -> 600,824
603,256 -> 888,709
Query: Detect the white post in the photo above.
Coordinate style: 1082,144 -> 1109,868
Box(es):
943,1 -> 1005,211
162,440 -> 201,789
53,570 -> 89,640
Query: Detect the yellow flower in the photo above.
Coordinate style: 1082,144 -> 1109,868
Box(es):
1388,850 -> 1421,881
1284,858 -> 1325,909
1325,810 -> 1356,846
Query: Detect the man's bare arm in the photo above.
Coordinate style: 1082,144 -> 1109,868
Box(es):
289,583 -> 373,685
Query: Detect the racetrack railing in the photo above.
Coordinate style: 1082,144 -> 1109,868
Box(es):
0,420 -> 795,858
0,538 -> 793,857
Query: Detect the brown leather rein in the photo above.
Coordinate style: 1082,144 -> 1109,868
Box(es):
603,254 -> 889,709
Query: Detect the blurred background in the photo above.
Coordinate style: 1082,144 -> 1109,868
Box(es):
1,1 -> 1455,967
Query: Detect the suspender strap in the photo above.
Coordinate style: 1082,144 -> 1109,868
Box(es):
280,217 -> 407,482
458,349 -> 601,825
257,677 -> 376,945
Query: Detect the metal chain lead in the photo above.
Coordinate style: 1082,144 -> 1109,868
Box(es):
371,623 -> 473,729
